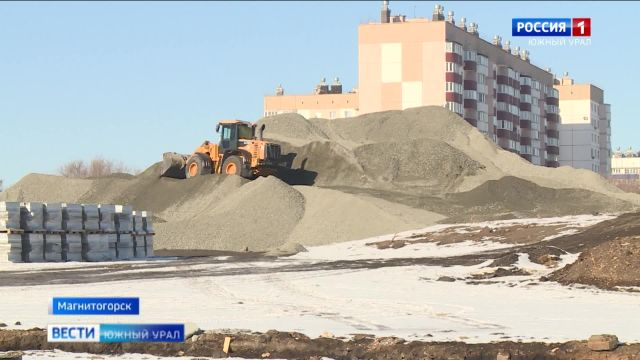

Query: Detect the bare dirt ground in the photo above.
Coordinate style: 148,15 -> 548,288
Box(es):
2,329 -> 640,360
2,213 -> 639,290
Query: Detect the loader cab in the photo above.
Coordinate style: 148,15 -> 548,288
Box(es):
216,120 -> 254,154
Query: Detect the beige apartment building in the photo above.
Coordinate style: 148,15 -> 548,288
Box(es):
264,2 -> 567,167
611,147 -> 640,180
554,74 -> 611,177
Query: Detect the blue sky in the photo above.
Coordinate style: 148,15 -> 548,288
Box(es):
1,1 -> 637,187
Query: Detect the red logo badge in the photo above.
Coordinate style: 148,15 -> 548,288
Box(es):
572,18 -> 591,37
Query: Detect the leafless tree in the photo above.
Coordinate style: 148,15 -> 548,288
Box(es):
58,157 -> 138,178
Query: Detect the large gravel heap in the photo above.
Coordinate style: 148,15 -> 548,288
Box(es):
2,106 -> 638,253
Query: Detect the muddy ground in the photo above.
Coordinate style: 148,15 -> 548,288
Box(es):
2,329 -> 640,360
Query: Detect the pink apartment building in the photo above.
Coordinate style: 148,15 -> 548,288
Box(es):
264,2 -> 561,167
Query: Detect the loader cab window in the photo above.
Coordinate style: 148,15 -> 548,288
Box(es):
222,126 -> 233,141
220,124 -> 238,152
237,125 -> 254,140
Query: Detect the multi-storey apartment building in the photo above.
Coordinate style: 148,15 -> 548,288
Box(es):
611,147 -> 640,180
554,73 -> 612,177
264,2 -> 565,167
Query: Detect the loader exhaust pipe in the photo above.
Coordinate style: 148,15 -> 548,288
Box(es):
258,124 -> 265,140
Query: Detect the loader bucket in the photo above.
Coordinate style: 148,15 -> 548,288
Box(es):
160,152 -> 188,179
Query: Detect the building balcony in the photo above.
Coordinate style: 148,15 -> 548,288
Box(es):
545,160 -> 560,168
497,75 -> 509,85
546,129 -> 560,138
496,128 -> 511,139
446,72 -> 462,83
546,97 -> 559,106
520,102 -> 531,112
520,136 -> 532,146
446,92 -> 462,103
463,99 -> 477,109
546,113 -> 559,123
464,61 -> 477,71
520,85 -> 531,95
463,80 -> 477,90
464,117 -> 477,127
446,52 -> 463,65
520,154 -> 533,162
546,145 -> 560,155
520,120 -> 531,129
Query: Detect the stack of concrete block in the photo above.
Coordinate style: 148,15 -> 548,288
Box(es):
21,203 -> 45,262
0,201 -> 153,263
116,234 -> 134,260
44,234 -> 63,262
99,204 -> 116,231
61,204 -> 83,261
142,211 -> 154,257
83,234 -> 110,262
132,211 -> 146,258
62,203 -> 83,231
43,203 -> 63,262
64,233 -> 83,261
99,204 -> 118,259
25,233 -> 45,262
0,202 -> 21,230
83,204 -> 100,231
0,233 -> 23,262
115,205 -> 133,260
21,202 -> 44,231
44,203 -> 62,231
0,202 -> 22,263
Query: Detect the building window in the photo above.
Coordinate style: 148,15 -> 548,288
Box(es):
477,54 -> 489,66
498,120 -> 513,131
445,102 -> 463,114
446,82 -> 462,93
446,62 -> 462,73
478,93 -> 486,103
477,73 -> 486,85
446,41 -> 463,55
464,50 -> 477,61
464,90 -> 477,100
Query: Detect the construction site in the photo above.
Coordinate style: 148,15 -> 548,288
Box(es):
1,1 -> 640,360
1,106 -> 640,359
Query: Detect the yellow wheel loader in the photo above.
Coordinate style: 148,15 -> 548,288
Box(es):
160,120 -> 282,179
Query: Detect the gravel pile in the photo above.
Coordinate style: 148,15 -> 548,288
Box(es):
0,174 -> 92,203
286,186 -> 445,246
2,106 -> 639,254
259,106 -> 640,205
155,176 -> 305,252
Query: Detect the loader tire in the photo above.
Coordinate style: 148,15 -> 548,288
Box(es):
185,153 -> 212,178
222,156 -> 244,177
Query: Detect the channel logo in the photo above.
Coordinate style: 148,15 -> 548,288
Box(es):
512,18 -> 591,37
47,324 -> 185,343
47,324 -> 99,342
